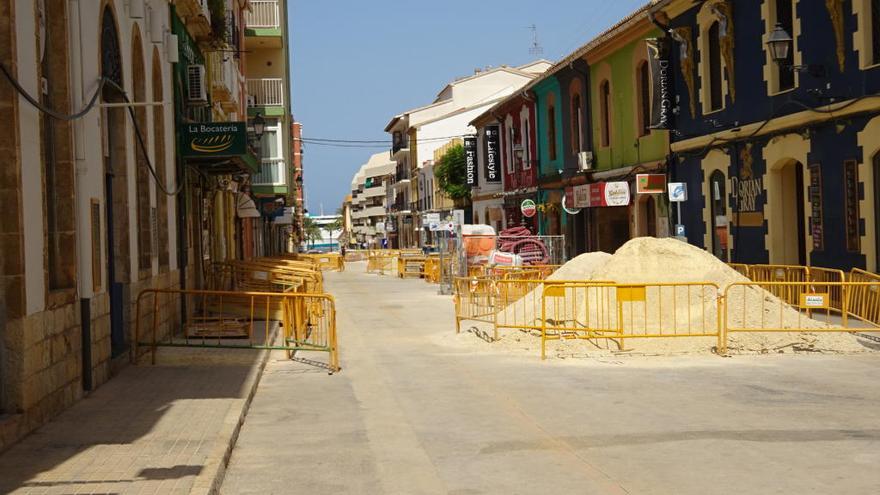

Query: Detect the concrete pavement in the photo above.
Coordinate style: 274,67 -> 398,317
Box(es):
220,265 -> 880,494
0,340 -> 272,495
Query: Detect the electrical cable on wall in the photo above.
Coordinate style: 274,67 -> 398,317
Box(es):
1,63 -> 183,196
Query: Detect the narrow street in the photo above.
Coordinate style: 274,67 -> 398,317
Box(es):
221,265 -> 880,495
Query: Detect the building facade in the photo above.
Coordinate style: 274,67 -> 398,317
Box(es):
654,0 -> 880,271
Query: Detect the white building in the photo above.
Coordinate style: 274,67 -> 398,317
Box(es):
385,62 -> 551,246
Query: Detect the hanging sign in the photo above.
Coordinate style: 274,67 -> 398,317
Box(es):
572,182 -> 631,208
521,199 -> 537,218
181,122 -> 249,157
646,37 -> 673,130
464,136 -> 478,186
636,174 -> 667,194
562,190 -> 582,215
484,125 -> 501,183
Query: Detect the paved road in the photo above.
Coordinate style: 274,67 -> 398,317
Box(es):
221,265 -> 880,495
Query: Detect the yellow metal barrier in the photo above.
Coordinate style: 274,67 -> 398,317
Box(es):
133,289 -> 339,372
846,269 -> 880,325
722,282 -> 880,350
453,277 -> 496,333
727,263 -> 751,278
744,264 -> 810,306
540,282 -> 723,359
366,253 -> 396,275
297,253 -> 345,272
423,255 -> 441,283
398,253 -> 426,279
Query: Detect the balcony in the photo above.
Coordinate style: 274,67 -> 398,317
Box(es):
208,52 -> 241,113
245,0 -> 282,38
251,158 -> 286,186
246,78 -> 284,116
176,0 -> 212,41
363,185 -> 387,198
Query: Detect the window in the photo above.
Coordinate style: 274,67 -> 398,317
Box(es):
260,124 -> 280,159
776,0 -> 795,91
637,61 -> 651,136
600,80 -> 611,147
571,93 -> 583,153
548,104 -> 557,161
708,21 -> 723,111
507,124 -> 515,174
522,117 -> 532,170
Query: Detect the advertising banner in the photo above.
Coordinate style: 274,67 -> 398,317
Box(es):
636,173 -> 667,194
464,136 -> 478,186
484,125 -> 501,183
646,38 -> 673,130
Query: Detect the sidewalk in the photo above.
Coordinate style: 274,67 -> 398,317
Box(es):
0,345 -> 271,495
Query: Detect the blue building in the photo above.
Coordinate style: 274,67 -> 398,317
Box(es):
652,0 -> 880,271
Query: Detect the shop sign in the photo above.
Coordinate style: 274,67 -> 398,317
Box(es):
464,136 -> 478,186
484,125 -> 501,183
562,188 -> 581,215
844,160 -> 860,252
571,182 -> 630,208
809,163 -> 824,251
604,182 -> 630,206
636,174 -> 666,194
521,199 -> 537,218
181,122 -> 248,158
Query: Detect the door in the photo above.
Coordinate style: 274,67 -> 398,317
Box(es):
779,161 -> 807,265
875,154 -> 880,271
709,170 -> 728,260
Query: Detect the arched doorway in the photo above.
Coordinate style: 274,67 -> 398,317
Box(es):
101,6 -> 130,357
637,195 -> 657,237
773,159 -> 807,265
709,170 -> 728,259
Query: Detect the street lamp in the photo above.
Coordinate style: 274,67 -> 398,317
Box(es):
252,113 -> 266,140
766,23 -> 791,63
766,23 -> 825,76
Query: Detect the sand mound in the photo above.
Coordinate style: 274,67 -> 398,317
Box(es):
487,237 -> 872,355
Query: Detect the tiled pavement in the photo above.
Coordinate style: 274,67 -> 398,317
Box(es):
0,353 -> 267,495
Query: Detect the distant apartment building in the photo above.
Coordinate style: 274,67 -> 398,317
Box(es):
349,152 -> 395,247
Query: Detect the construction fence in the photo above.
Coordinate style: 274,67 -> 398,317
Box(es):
453,264 -> 880,360
134,255 -> 341,372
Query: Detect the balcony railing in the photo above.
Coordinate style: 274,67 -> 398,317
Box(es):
246,78 -> 284,107
251,158 -> 286,186
208,51 -> 241,109
246,0 -> 281,29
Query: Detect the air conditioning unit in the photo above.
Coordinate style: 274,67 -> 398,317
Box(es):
577,151 -> 594,171
246,94 -> 256,107
186,65 -> 208,104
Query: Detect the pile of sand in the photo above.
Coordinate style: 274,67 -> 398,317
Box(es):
487,237 -> 872,356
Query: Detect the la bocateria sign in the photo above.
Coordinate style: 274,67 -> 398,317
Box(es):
181,122 -> 249,158
569,181 -> 631,208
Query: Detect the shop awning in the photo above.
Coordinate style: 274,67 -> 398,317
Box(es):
181,121 -> 260,174
236,193 -> 261,218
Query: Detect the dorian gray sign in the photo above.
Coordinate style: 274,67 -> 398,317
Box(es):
484,125 -> 501,183
646,38 -> 673,130
464,136 -> 477,186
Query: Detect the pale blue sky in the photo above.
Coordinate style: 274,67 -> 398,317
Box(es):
289,0 -> 647,214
